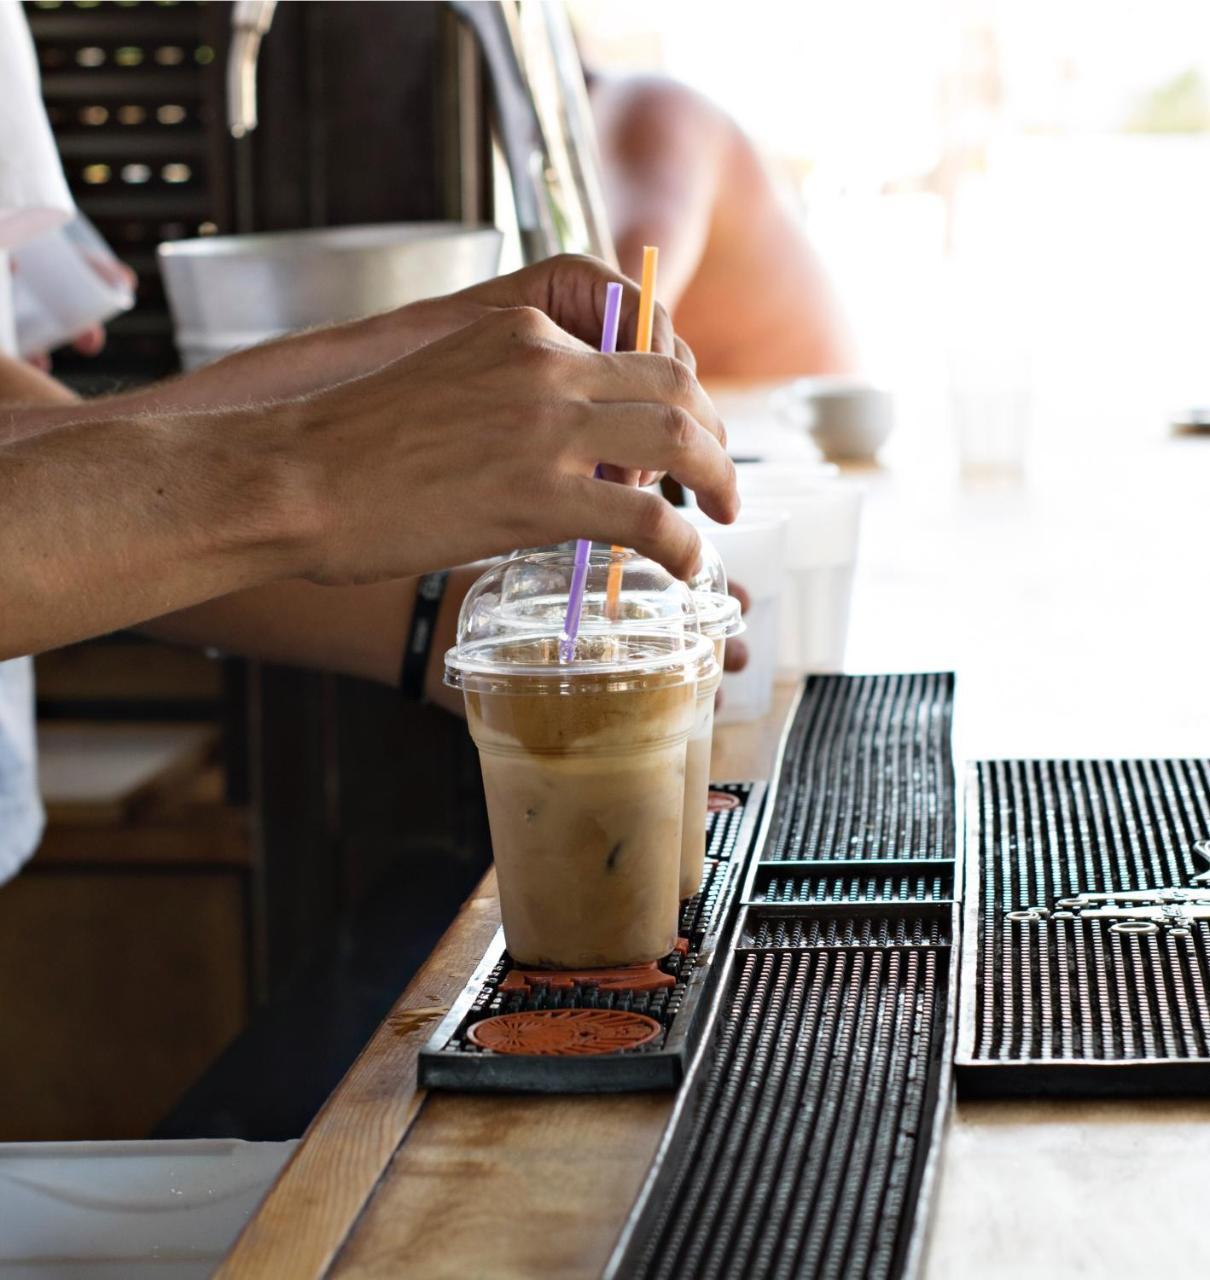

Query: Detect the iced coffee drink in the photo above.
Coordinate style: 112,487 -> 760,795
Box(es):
447,554 -> 711,970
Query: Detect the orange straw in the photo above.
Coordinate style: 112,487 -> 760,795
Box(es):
605,245 -> 660,619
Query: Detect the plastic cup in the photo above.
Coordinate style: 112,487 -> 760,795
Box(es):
446,552 -> 713,969
676,664 -> 723,900
735,467 -> 863,672
475,547 -> 728,903
11,214 -> 134,359
682,509 -> 788,724
678,538 -> 744,897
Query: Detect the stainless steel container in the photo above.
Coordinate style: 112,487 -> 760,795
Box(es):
158,222 -> 503,369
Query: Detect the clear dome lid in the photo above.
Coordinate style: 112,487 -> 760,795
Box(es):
688,535 -> 745,639
446,549 -> 714,693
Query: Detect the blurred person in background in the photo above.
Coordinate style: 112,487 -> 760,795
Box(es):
588,70 -> 858,379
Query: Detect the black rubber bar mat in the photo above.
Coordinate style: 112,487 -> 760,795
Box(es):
608,673 -> 959,1280
957,757 -> 1210,1097
417,780 -> 766,1092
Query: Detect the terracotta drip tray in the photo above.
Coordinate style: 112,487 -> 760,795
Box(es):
417,781 -> 765,1093
497,942 -> 688,997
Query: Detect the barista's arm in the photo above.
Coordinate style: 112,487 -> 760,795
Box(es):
0,352 -> 470,709
0,309 -> 445,444
0,347 -> 740,697
141,567 -> 477,715
0,256 -> 690,444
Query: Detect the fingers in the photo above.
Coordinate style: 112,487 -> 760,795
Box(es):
645,297 -> 677,358
723,636 -> 748,673
595,463 -> 647,488
615,289 -> 680,362
559,478 -> 702,581
572,350 -> 727,454
477,306 -> 721,497
570,402 -> 737,524
544,253 -> 671,356
71,325 -> 106,357
674,336 -> 697,373
485,255 -> 633,350
728,581 -> 751,614
489,255 -> 693,361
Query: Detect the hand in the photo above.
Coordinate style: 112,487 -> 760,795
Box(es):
23,328 -> 103,373
406,254 -> 695,366
295,305 -> 737,586
723,581 -> 750,673
398,254 -> 696,487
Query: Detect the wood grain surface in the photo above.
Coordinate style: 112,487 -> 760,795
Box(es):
217,682 -> 798,1280
213,875 -> 502,1280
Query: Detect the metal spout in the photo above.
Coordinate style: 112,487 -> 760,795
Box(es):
227,0 -> 278,139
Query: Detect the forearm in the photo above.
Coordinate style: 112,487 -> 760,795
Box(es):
117,306 -> 433,416
0,352 -> 470,696
0,356 -> 79,416
141,564 -> 479,715
0,405 -> 311,658
142,577 -> 415,687
0,302 -> 443,443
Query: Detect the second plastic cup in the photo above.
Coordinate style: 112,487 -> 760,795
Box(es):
447,554 -> 711,969
676,659 -> 722,900
679,540 -> 744,898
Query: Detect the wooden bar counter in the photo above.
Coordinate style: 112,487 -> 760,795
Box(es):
219,412 -> 1210,1279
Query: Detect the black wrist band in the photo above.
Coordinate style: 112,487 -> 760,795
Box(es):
400,570 -> 449,702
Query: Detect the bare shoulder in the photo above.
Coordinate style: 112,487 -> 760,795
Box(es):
589,73 -> 735,150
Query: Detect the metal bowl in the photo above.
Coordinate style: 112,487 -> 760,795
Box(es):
159,222 -> 502,369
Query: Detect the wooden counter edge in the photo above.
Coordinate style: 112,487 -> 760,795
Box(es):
214,871 -> 503,1280
217,678 -> 802,1278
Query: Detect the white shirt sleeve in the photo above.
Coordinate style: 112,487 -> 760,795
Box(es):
0,0 -> 62,878
0,0 -> 74,252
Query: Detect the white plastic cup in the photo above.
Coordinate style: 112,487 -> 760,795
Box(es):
734,467 -> 863,673
11,214 -> 134,358
682,508 -> 788,724
951,386 -> 1030,478
943,257 -> 1033,480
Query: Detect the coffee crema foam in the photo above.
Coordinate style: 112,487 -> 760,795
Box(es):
466,678 -> 694,754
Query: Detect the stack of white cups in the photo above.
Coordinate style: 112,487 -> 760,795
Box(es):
735,463 -> 864,673
684,462 -> 864,723
682,506 -> 787,725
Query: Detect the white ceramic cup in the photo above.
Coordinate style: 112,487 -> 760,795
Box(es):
777,377 -> 894,462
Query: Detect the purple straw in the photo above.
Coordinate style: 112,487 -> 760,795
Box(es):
559,281 -> 624,662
